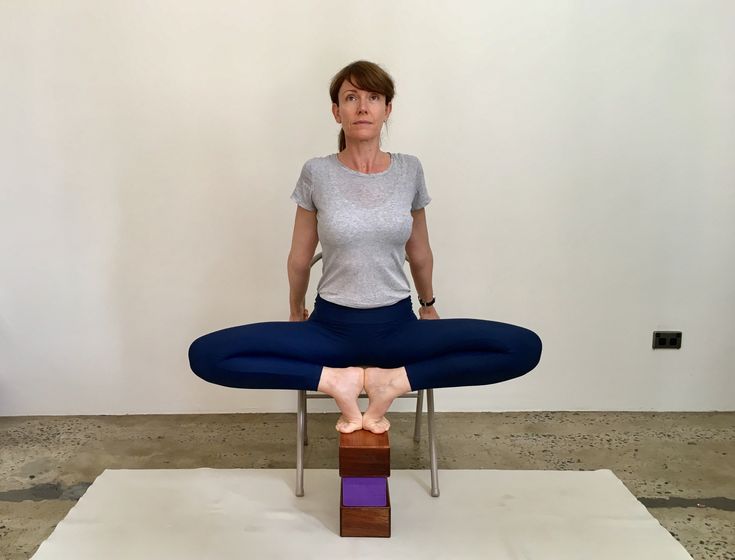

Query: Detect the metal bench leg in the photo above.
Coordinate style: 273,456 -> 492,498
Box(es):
295,390 -> 305,497
427,388 -> 440,497
413,389 -> 424,442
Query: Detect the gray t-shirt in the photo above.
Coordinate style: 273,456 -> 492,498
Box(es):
290,152 -> 432,309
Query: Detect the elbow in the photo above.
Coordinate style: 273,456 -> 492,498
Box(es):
288,252 -> 312,272
407,248 -> 433,268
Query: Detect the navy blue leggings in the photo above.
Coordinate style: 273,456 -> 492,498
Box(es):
188,294 -> 542,392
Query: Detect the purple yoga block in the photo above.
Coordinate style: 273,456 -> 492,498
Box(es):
342,477 -> 387,507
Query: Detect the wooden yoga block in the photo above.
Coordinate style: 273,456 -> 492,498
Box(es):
339,429 -> 390,477
340,477 -> 391,537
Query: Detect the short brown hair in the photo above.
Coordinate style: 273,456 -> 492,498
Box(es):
329,60 -> 395,152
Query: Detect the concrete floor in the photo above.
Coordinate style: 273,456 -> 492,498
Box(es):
0,411 -> 733,560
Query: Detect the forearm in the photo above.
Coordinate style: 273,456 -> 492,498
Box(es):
287,256 -> 311,314
408,250 -> 434,301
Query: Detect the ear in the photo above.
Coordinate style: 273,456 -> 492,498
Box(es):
385,101 -> 392,121
332,102 -> 341,123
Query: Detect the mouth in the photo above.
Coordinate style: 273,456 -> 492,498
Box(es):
354,121 -> 372,124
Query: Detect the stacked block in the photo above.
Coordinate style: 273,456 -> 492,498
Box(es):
339,430 -> 391,537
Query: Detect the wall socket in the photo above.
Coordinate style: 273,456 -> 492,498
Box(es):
652,331 -> 682,349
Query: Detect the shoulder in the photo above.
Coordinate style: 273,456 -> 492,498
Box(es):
299,154 -> 337,175
391,153 -> 425,180
295,156 -> 326,185
391,152 -> 423,169
391,152 -> 419,163
308,153 -> 338,167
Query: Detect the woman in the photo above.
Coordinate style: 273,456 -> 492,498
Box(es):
189,60 -> 542,434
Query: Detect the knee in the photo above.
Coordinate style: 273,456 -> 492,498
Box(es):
515,328 -> 543,372
188,336 -> 214,380
188,336 -> 203,362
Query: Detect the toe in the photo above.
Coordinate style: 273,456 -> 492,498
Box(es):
336,416 -> 362,433
364,417 -> 389,434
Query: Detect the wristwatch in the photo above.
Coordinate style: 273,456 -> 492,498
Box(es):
418,296 -> 436,307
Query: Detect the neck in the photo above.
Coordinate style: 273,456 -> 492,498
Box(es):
339,143 -> 388,174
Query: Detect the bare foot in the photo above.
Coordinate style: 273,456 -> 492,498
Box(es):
362,366 -> 411,434
317,366 -> 364,433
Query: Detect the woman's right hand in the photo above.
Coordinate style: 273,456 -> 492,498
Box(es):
289,308 -> 309,322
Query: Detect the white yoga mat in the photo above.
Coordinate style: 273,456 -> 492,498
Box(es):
31,468 -> 692,560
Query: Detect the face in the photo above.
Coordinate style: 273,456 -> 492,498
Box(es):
332,79 -> 392,143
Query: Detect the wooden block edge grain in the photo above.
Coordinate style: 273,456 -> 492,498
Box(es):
339,429 -> 390,449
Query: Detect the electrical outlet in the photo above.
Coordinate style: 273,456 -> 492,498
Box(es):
652,331 -> 682,349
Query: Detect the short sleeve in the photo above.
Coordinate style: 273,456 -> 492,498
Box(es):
290,161 -> 316,212
411,158 -> 432,211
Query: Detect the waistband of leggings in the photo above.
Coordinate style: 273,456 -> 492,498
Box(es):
311,294 -> 414,324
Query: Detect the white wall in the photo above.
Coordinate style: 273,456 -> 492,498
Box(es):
1,0 -> 733,416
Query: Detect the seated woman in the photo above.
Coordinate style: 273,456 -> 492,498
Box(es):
188,60 -> 543,434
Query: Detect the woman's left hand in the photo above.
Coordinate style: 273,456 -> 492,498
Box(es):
418,306 -> 440,320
